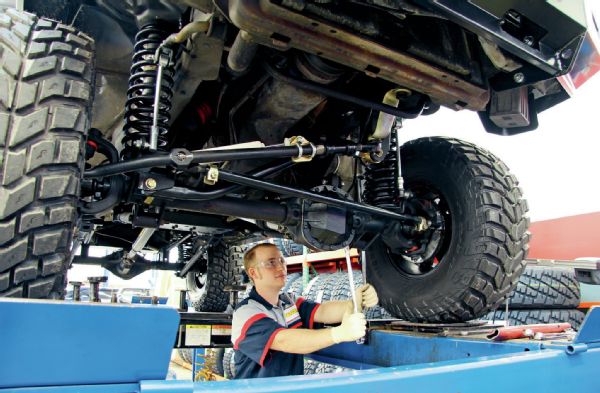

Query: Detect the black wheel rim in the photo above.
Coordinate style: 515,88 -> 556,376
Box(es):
392,183 -> 452,276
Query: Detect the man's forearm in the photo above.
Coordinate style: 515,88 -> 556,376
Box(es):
313,300 -> 352,324
271,328 -> 336,354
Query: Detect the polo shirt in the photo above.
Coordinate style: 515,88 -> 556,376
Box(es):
230,286 -> 321,379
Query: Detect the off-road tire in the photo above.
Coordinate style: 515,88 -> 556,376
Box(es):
314,361 -> 351,374
301,274 -> 326,302
483,309 -> 585,331
187,241 -> 244,312
223,349 -> 235,379
210,348 -> 225,377
327,271 -> 392,319
0,9 -> 94,298
367,137 -> 530,322
508,266 -> 580,308
304,359 -> 318,375
282,272 -> 301,293
273,238 -> 304,257
287,274 -> 305,297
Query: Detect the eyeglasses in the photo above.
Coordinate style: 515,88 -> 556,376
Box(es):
257,257 -> 286,269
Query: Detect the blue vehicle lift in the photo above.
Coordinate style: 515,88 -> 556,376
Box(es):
1,298 -> 599,393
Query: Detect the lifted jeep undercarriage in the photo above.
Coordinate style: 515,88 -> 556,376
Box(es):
0,0 -> 598,321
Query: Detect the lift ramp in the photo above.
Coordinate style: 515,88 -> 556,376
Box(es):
1,298 -> 599,392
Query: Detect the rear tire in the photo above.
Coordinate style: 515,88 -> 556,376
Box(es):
367,137 -> 530,322
0,9 -> 94,298
186,241 -> 244,312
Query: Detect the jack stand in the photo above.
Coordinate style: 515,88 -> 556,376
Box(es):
88,276 -> 108,302
69,281 -> 82,302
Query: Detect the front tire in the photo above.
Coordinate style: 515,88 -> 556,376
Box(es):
367,137 -> 530,322
0,9 -> 94,298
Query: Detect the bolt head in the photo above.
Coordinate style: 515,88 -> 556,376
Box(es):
561,48 -> 574,60
523,35 -> 534,46
513,72 -> 525,84
145,178 -> 157,189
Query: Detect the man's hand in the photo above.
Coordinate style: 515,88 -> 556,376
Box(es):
356,283 -> 379,309
330,308 -> 367,344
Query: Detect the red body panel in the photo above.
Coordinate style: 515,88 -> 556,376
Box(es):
528,212 -> 600,259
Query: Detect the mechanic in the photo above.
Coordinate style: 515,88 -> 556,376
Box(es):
231,243 -> 378,379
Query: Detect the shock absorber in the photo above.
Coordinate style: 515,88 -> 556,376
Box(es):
363,122 -> 404,208
122,23 -> 176,158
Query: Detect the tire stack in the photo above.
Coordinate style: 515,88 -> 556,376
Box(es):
222,348 -> 236,379
281,272 -> 300,293
325,271 -> 392,320
286,272 -> 306,297
483,266 -> 585,330
206,348 -> 225,377
291,271 -> 392,320
304,358 -> 352,375
272,238 -> 305,257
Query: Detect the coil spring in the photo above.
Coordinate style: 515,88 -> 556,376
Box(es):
363,138 -> 399,207
122,24 -> 176,158
178,239 -> 194,262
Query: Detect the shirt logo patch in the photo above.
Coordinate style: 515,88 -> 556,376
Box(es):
283,304 -> 301,326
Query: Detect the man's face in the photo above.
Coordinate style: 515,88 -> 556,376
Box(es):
249,246 -> 287,291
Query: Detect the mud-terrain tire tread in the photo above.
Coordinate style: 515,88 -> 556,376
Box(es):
288,273 -> 306,297
273,238 -> 304,257
368,137 -> 530,322
187,241 -> 244,312
508,266 -> 580,308
282,272 -> 301,293
483,309 -> 585,331
0,8 -> 94,299
304,359 -> 318,375
222,349 -> 233,379
327,271 -> 392,319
